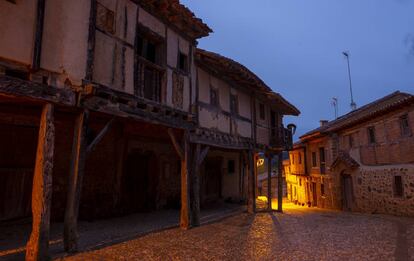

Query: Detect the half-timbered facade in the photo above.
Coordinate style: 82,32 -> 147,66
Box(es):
0,0 -> 298,259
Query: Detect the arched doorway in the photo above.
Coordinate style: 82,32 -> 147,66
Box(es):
341,172 -> 354,211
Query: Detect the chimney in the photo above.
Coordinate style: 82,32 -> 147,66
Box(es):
320,120 -> 328,127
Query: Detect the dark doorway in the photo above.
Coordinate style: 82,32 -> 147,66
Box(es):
121,150 -> 158,214
201,157 -> 222,206
342,174 -> 354,211
311,182 -> 318,207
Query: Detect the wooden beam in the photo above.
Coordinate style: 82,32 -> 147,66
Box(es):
168,128 -> 184,160
197,145 -> 209,166
277,152 -> 283,213
87,118 -> 115,153
26,103 -> 55,261
32,0 -> 46,71
247,150 -> 256,214
64,110 -> 89,253
267,153 -> 272,211
85,0 -> 97,81
180,131 -> 190,229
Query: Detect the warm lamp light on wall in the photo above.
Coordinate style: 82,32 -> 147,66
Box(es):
257,158 -> 265,167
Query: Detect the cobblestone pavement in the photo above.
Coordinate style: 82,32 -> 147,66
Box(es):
62,204 -> 414,261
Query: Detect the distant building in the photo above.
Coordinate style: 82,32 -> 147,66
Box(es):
286,91 -> 414,216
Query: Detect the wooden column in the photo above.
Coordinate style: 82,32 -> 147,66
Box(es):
168,129 -> 191,229
247,150 -> 256,214
267,153 -> 272,211
26,103 -> 55,261
63,110 -> 89,252
191,144 -> 209,227
277,152 -> 283,213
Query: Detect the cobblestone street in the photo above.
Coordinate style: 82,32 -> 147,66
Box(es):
62,204 -> 414,261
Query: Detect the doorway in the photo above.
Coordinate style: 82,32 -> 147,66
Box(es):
122,150 -> 158,214
201,157 -> 222,206
341,174 -> 354,211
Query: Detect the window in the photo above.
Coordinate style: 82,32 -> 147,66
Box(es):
259,103 -> 265,120
312,152 -> 317,167
349,135 -> 354,148
319,147 -> 326,174
292,154 -> 295,164
210,87 -> 219,107
299,179 -> 302,186
298,153 -> 302,164
137,36 -> 159,64
230,94 -> 238,114
96,3 -> 115,34
367,127 -> 376,144
178,52 -> 188,72
228,160 -> 235,174
321,183 -> 325,196
393,176 -> 403,197
400,114 -> 411,137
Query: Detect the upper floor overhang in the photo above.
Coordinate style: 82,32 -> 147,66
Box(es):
136,0 -> 212,40
195,48 -> 300,116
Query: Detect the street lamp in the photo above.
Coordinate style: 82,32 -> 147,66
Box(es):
342,51 -> 357,110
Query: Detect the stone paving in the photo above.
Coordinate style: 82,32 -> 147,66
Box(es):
61,204 -> 414,261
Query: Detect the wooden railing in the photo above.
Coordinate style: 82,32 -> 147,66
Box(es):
135,57 -> 165,102
270,126 -> 293,150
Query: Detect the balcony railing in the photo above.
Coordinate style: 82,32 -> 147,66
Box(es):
270,126 -> 293,150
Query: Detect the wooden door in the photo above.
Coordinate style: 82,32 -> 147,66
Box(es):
342,174 -> 354,211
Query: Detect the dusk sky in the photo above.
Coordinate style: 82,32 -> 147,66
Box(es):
181,0 -> 414,139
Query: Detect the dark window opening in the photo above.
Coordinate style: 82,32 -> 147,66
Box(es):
299,179 -> 302,186
259,103 -> 265,120
368,127 -> 376,144
230,94 -> 238,114
319,147 -> 326,174
298,153 -> 302,164
270,111 -> 277,137
312,152 -> 317,167
146,42 -> 157,64
178,52 -> 188,72
349,135 -> 354,148
227,160 -> 235,174
393,176 -> 403,197
210,87 -> 219,107
400,114 -> 411,137
321,183 -> 325,196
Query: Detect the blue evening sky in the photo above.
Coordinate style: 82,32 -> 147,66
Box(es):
181,0 -> 414,139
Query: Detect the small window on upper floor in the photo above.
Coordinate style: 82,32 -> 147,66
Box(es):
259,103 -> 265,120
178,52 -> 188,73
367,126 -> 376,144
311,152 -> 317,167
230,94 -> 238,114
298,153 -> 302,164
96,3 -> 115,34
210,87 -> 219,107
400,114 -> 411,137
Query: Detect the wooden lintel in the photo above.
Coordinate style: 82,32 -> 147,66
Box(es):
26,103 -> 55,261
87,117 -> 115,154
168,128 -> 184,160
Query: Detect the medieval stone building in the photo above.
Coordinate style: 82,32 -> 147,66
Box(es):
0,0 -> 299,259
286,91 -> 414,216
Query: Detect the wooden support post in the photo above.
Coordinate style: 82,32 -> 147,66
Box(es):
267,153 -> 272,211
277,152 -> 283,213
247,150 -> 256,214
87,118 -> 114,153
63,110 -> 89,253
191,144 -> 209,227
26,103 -> 55,261
168,129 -> 190,229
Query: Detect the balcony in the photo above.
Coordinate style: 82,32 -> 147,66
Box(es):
270,126 -> 293,150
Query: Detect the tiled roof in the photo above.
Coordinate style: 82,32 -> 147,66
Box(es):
137,0 -> 212,39
195,48 -> 300,116
301,91 -> 414,139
